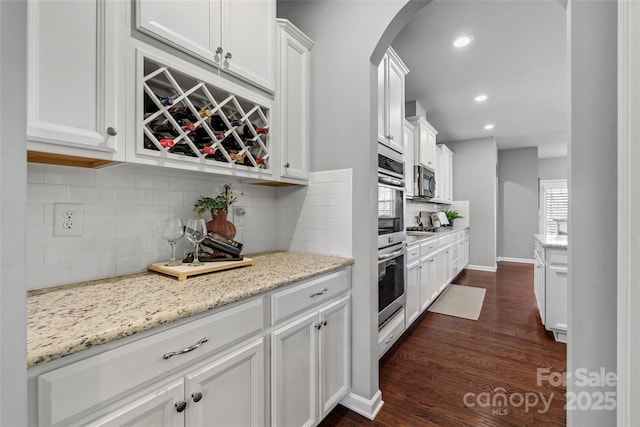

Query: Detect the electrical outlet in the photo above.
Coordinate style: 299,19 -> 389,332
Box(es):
54,203 -> 83,237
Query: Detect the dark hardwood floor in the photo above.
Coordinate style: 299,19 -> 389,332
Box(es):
321,262 -> 567,426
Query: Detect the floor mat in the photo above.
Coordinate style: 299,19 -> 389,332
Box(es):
428,284 -> 486,320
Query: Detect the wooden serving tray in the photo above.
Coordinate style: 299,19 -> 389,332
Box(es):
148,257 -> 255,281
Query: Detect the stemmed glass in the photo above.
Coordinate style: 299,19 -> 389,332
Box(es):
162,218 -> 184,266
185,218 -> 207,266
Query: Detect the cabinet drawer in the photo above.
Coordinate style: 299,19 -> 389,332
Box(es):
420,239 -> 438,257
407,244 -> 421,262
38,298 -> 264,427
378,310 -> 405,358
438,234 -> 456,246
271,269 -> 350,325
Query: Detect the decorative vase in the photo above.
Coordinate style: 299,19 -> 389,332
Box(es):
206,210 -> 236,240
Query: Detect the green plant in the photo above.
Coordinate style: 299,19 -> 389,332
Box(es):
193,184 -> 241,217
443,209 -> 463,221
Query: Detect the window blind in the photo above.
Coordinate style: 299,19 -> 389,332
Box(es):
544,187 -> 568,235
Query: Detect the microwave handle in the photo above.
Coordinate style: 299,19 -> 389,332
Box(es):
378,244 -> 406,260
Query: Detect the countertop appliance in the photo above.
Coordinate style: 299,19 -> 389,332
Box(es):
415,164 -> 436,199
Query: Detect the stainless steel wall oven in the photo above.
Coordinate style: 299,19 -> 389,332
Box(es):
377,152 -> 406,327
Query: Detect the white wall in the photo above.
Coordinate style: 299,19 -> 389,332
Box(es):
444,138 -> 498,271
568,1 -> 617,425
538,156 -> 568,180
0,0 -> 28,424
497,147 -> 538,260
26,163 -> 278,289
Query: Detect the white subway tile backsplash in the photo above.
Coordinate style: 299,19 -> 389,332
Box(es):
26,264 -> 72,290
27,204 -> 44,225
43,165 -> 95,186
95,170 -> 136,189
116,188 -> 154,205
70,186 -> 117,204
27,164 -> 44,184
136,174 -> 170,190
71,259 -> 117,283
28,184 -> 69,204
27,246 -> 44,267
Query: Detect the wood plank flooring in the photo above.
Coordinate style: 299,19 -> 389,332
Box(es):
320,262 -> 567,426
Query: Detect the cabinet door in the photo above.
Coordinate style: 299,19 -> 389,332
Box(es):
28,0 -> 121,156
406,261 -> 421,325
318,296 -> 350,420
136,0 -> 221,64
222,0 -> 275,91
89,380 -> 185,427
534,252 -> 545,323
184,339 -> 265,427
403,121 -> 415,196
437,246 -> 451,292
279,26 -> 311,181
271,312 -> 317,427
546,263 -> 568,333
386,58 -> 405,154
377,55 -> 388,144
420,255 -> 438,311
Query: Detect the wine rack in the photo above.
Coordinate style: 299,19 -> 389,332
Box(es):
141,57 -> 270,169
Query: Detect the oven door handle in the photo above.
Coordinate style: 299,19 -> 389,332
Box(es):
378,244 -> 406,260
378,175 -> 405,188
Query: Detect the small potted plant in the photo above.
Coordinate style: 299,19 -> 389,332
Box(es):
193,184 -> 241,237
443,209 -> 463,226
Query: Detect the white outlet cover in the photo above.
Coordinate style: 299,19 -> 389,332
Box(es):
54,203 -> 83,237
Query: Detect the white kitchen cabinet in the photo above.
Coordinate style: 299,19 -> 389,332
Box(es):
434,144 -> 453,202
36,298 -> 265,427
271,295 -> 350,427
457,231 -> 469,274
27,0 -> 125,162
378,308 -> 405,358
277,19 -> 313,182
533,237 -> 567,342
406,259 -> 421,325
407,116 -> 438,171
89,339 -> 264,427
403,120 -> 416,197
135,0 -> 275,92
377,48 -> 409,154
419,253 -> 438,312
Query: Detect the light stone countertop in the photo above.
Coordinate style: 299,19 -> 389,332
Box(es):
27,251 -> 353,368
534,234 -> 568,249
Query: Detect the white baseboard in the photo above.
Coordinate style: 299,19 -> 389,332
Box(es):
466,264 -> 497,272
340,390 -> 384,420
497,257 -> 535,264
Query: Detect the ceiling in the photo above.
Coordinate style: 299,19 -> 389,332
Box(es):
391,0 -> 568,157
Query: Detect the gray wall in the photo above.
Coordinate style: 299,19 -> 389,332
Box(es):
277,0 -> 424,409
497,148 -> 539,260
568,1 -> 617,425
0,0 -> 28,424
538,156 -> 568,180
445,138 -> 497,270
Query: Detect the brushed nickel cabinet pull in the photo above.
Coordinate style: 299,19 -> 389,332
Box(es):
309,288 -> 328,298
163,337 -> 208,360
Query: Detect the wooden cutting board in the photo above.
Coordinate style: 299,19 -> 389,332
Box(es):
148,258 -> 255,281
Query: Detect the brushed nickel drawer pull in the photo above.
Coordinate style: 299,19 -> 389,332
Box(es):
163,337 -> 208,360
385,335 -> 394,344
309,288 -> 328,298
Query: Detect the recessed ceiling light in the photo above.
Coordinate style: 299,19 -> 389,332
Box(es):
453,36 -> 473,48
475,94 -> 488,102
484,124 -> 495,130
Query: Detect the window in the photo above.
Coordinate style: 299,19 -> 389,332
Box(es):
539,179 -> 568,236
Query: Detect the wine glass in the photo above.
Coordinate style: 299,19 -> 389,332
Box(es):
162,218 -> 184,266
185,218 -> 207,266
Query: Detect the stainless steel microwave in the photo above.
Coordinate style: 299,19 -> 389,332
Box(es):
415,165 -> 436,198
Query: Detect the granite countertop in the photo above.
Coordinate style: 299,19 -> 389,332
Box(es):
27,251 -> 353,368
406,226 -> 469,245
534,234 -> 568,249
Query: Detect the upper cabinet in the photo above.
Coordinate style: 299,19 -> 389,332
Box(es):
434,144 -> 453,203
135,0 -> 275,93
403,120 -> 416,197
276,19 -> 313,183
27,0 -> 125,163
407,116 -> 438,171
377,48 -> 409,154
